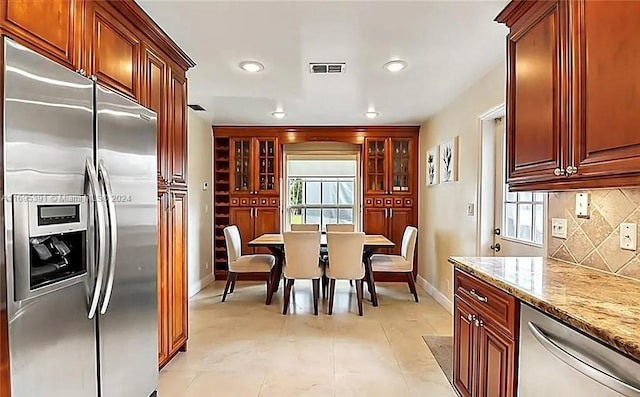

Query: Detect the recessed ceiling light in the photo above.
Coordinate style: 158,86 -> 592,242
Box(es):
239,60 -> 264,73
383,60 -> 407,72
271,111 -> 287,119
364,111 -> 380,119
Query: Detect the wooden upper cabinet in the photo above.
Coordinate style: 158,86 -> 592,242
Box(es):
142,45 -> 168,185
389,138 -> 412,194
571,1 -> 640,178
231,138 -> 253,193
0,0 -> 81,69
500,1 -> 569,185
168,66 -> 188,187
229,137 -> 279,196
86,1 -> 141,100
364,138 -> 389,195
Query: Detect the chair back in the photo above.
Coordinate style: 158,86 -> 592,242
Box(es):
291,224 -> 320,232
223,225 -> 242,264
283,231 -> 322,279
326,232 -> 365,280
401,226 -> 418,264
326,224 -> 355,232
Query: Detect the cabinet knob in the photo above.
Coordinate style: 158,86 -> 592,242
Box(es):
553,168 -> 565,176
76,68 -> 86,76
475,319 -> 484,327
467,313 -> 477,322
566,165 -> 578,175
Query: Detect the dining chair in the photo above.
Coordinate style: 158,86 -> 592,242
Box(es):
326,224 -> 355,232
291,224 -> 320,231
325,232 -> 366,316
282,231 -> 323,315
371,226 -> 419,302
222,225 -> 275,303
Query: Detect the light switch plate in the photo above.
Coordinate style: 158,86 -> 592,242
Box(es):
467,203 -> 475,216
575,192 -> 590,218
620,223 -> 637,251
551,218 -> 568,239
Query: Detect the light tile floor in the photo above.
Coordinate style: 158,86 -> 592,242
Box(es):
159,280 -> 456,397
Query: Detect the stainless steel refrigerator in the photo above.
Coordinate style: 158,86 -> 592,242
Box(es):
2,37 -> 158,397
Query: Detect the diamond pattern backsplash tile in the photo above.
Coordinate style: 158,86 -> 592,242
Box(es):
549,189 -> 640,281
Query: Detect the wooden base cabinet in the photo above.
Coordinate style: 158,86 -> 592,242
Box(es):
158,189 -> 188,368
230,206 -> 280,255
453,270 -> 518,397
497,0 -> 640,190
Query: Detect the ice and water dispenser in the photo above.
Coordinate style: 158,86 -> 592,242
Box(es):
12,194 -> 88,301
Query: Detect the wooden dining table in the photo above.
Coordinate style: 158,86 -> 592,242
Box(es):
248,233 -> 394,307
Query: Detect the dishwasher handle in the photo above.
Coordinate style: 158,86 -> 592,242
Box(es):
527,322 -> 640,397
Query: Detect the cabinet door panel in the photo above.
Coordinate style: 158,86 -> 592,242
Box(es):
506,1 -> 568,183
453,297 -> 476,397
88,2 -> 140,100
477,320 -> 516,397
364,138 -> 388,195
254,207 -> 279,254
387,208 -> 412,257
143,46 -> 168,185
157,191 -> 169,366
230,139 -> 253,193
363,207 -> 387,237
168,67 -> 188,186
389,138 -> 413,195
1,0 -> 80,68
230,207 -> 254,255
573,1 -> 640,177
168,191 -> 188,354
254,138 -> 279,196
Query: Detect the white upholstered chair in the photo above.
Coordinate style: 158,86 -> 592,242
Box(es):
371,226 -> 419,302
290,224 -> 320,231
222,225 -> 275,303
282,231 -> 323,315
325,232 -> 366,316
326,224 -> 355,232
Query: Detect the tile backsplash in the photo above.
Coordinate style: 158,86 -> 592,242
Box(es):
548,188 -> 640,281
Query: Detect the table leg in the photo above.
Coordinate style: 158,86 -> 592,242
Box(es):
265,247 -> 284,305
363,250 -> 379,307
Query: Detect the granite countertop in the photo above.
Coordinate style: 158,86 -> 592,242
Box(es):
448,256 -> 640,362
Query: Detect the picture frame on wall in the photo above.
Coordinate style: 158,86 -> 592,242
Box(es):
440,136 -> 458,183
426,145 -> 439,186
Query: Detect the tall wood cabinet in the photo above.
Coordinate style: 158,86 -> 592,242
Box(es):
0,0 -> 195,377
453,270 -> 518,397
497,0 -> 640,190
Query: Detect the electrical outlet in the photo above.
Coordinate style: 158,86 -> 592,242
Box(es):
205,204 -> 209,213
551,218 -> 568,239
620,223 -> 637,251
205,261 -> 209,270
575,192 -> 590,218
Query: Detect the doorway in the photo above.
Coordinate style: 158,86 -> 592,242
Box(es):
477,105 -> 545,257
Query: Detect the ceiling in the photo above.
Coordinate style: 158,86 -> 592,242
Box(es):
138,0 -> 509,125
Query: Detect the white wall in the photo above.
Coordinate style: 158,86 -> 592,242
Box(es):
187,109 -> 214,297
418,62 -> 506,308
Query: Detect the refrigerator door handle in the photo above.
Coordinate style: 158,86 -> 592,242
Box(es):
86,158 -> 108,319
98,160 -> 118,315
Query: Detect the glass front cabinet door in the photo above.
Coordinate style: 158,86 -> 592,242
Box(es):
365,138 -> 388,195
390,138 -> 411,194
231,138 -> 252,192
255,138 -> 279,195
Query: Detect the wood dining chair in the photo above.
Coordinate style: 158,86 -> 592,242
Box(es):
325,232 -> 366,316
282,231 -> 323,315
222,225 -> 275,303
371,226 -> 419,302
291,224 -> 320,231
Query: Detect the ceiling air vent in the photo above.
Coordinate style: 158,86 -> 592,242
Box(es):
188,104 -> 206,111
309,63 -> 346,74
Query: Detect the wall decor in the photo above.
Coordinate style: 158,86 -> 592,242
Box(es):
426,145 -> 439,186
440,136 -> 458,183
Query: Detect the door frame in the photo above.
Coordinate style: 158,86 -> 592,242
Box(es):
476,103 -> 506,256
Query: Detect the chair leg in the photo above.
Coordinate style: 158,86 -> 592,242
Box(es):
327,279 -> 336,315
407,273 -> 419,302
282,279 -> 294,315
230,275 -> 237,293
349,280 -> 353,287
355,279 -> 364,316
312,279 -> 320,315
222,272 -> 236,302
321,275 -> 328,300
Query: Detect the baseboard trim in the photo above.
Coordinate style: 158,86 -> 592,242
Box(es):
188,273 -> 215,298
416,275 -> 453,315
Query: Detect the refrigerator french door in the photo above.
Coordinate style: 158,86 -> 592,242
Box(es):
3,37 -> 158,397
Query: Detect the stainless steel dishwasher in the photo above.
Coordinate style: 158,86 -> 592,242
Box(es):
519,304 -> 640,397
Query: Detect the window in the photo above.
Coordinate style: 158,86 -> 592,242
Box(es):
503,190 -> 544,245
285,157 -> 358,231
